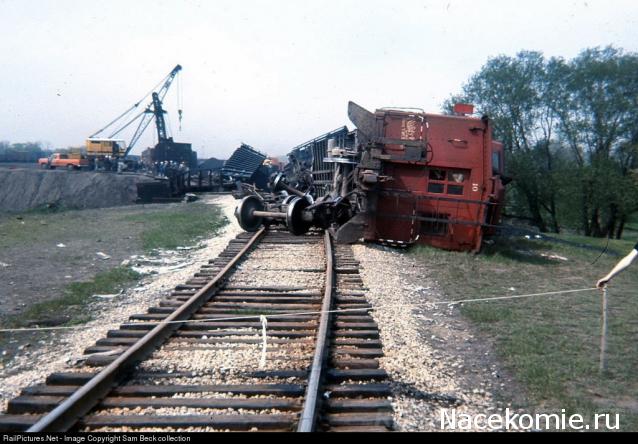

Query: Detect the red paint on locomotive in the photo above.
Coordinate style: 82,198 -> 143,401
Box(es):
363,108 -> 505,252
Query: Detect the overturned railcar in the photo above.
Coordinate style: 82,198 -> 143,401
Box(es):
285,127 -> 356,196
347,102 -> 506,251
221,143 -> 272,189
235,102 -> 507,252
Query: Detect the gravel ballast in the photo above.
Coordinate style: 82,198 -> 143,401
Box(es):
353,243 -> 523,432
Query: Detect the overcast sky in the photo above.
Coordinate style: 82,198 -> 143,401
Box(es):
1,0 -> 637,159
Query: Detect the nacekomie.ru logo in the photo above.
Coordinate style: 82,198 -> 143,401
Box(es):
439,408 -> 620,431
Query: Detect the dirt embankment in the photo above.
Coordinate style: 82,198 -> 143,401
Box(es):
0,168 -> 156,213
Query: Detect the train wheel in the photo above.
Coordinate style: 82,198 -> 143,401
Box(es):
286,197 -> 312,235
282,195 -> 296,206
235,195 -> 265,232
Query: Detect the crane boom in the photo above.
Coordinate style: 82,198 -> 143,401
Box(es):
87,64 -> 183,159
125,64 -> 182,156
151,92 -> 168,143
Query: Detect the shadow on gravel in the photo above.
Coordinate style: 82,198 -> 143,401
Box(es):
389,379 -> 463,407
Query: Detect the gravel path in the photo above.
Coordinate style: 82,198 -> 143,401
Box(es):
0,194 -> 242,411
353,243 -> 524,432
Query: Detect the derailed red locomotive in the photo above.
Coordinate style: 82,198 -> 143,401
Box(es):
235,101 -> 507,252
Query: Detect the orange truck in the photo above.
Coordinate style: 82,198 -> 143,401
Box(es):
38,153 -> 89,170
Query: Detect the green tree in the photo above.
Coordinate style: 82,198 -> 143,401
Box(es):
550,47 -> 638,237
444,51 -> 561,232
446,46 -> 638,238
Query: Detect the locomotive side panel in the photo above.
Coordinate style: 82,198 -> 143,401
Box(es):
369,112 -> 497,251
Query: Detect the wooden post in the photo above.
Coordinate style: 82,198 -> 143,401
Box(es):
599,286 -> 608,373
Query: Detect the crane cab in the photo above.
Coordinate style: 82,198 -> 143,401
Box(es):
85,138 -> 128,157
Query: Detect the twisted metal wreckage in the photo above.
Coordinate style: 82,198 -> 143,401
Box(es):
235,101 -> 508,252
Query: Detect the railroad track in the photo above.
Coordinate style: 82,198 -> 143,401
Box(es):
0,229 -> 394,432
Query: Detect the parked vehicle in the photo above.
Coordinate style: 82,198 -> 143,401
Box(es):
38,153 -> 89,170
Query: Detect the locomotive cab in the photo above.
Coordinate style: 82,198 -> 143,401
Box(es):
355,105 -> 505,252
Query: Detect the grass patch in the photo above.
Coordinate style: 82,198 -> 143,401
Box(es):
411,232 -> 638,431
7,267 -> 140,328
123,203 -> 227,252
0,202 -> 104,249
0,201 -> 227,251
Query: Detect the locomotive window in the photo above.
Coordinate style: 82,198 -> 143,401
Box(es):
492,152 -> 501,174
428,183 -> 444,193
447,171 -> 465,183
428,168 -> 468,195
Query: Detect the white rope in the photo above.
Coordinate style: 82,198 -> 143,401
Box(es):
432,287 -> 598,306
259,315 -> 268,369
0,287 -> 599,334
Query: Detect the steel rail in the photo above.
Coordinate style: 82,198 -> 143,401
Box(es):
297,230 -> 334,432
27,227 -> 266,432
